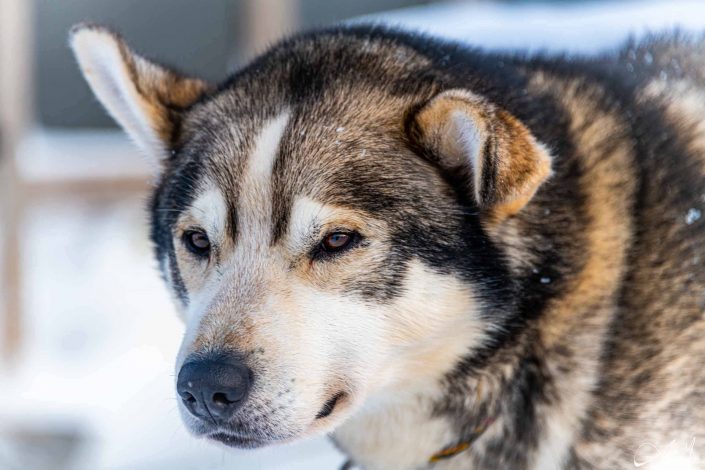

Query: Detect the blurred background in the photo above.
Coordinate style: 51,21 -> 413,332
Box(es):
1,0 -> 705,469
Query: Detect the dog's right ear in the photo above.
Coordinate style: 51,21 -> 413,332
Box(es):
409,89 -> 552,222
70,24 -> 212,169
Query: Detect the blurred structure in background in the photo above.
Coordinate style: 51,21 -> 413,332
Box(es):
1,0 -> 705,469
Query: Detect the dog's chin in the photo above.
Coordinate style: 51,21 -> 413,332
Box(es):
208,432 -> 270,449
181,415 -> 278,449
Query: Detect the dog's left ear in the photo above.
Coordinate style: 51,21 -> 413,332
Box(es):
410,89 -> 552,220
70,24 -> 212,168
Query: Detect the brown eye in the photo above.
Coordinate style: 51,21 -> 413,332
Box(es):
321,232 -> 353,253
183,230 -> 210,257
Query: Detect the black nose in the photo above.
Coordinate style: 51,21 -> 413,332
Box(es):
177,355 -> 252,424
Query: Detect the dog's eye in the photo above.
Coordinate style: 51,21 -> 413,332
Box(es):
183,230 -> 211,257
321,232 -> 354,253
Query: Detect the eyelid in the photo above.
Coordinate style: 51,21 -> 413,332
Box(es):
183,225 -> 206,233
319,224 -> 359,236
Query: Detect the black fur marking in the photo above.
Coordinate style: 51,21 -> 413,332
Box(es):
227,204 -> 238,243
478,135 -> 497,207
150,144 -> 207,304
315,392 -> 346,420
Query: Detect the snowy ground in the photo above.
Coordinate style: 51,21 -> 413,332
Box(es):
3,1 -> 705,469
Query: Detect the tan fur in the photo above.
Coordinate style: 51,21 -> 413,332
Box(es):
641,78 -> 705,173
528,73 -> 636,345
413,89 -> 553,221
525,73 -> 637,468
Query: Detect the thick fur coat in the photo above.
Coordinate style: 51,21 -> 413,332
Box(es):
71,24 -> 705,469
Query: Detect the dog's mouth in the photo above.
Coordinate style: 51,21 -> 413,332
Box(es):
209,432 -> 267,449
315,391 -> 348,420
203,391 -> 349,447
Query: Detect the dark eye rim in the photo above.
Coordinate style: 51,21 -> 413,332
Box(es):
182,229 -> 211,257
314,230 -> 361,260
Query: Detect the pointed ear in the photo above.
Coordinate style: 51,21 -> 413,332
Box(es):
69,24 -> 212,167
410,89 -> 553,220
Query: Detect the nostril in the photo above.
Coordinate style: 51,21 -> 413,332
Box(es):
212,392 -> 235,406
182,392 -> 197,405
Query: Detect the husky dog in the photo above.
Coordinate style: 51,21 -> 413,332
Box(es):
70,23 -> 705,469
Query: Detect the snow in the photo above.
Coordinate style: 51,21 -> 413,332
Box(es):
685,208 -> 702,225
359,0 -> 705,54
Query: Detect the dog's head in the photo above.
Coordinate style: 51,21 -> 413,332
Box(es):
71,25 -> 551,447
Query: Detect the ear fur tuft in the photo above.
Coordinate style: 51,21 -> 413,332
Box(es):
412,89 -> 553,220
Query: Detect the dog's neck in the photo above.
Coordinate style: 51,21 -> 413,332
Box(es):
332,325 -> 601,470
332,226 -> 626,470
332,374 -> 475,470
331,255 -> 625,470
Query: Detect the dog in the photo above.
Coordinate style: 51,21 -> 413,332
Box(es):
70,23 -> 705,469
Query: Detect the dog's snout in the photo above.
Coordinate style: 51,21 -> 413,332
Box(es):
177,356 -> 252,423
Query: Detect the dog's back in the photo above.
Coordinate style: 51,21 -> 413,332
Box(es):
496,35 -> 705,467
568,37 -> 705,468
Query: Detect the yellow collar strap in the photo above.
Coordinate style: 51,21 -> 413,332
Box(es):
338,415 -> 497,469
429,415 -> 497,463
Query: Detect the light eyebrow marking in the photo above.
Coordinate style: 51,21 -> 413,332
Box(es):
238,110 -> 291,248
